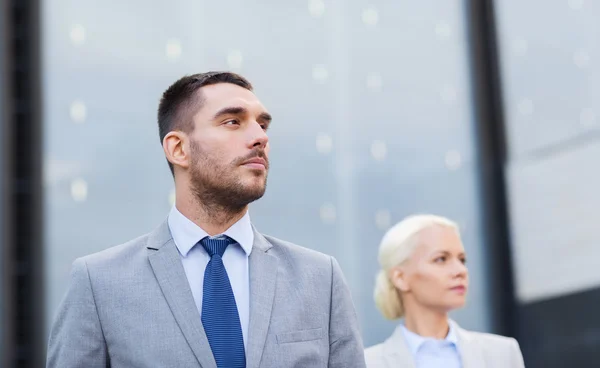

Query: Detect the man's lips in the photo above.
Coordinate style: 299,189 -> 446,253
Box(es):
242,157 -> 267,169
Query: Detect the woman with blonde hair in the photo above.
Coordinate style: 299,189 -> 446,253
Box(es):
365,214 -> 525,368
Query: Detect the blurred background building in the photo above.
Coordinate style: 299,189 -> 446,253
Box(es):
1,0 -> 600,367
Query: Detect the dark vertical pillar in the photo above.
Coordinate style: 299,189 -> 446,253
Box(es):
465,0 -> 517,337
2,0 -> 45,366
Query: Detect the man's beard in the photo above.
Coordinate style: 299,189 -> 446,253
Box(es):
188,141 -> 268,214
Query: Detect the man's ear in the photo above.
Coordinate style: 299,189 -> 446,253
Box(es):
163,131 -> 190,170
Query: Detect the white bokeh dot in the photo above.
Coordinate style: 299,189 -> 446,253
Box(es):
70,101 -> 87,123
435,22 -> 452,39
580,108 -> 596,127
366,73 -> 383,91
71,178 -> 88,202
518,99 -> 534,116
165,39 -> 182,62
445,150 -> 462,171
316,133 -> 333,154
70,24 -> 86,46
308,0 -> 325,17
371,140 -> 387,161
168,189 -> 176,206
573,50 -> 591,69
362,7 -> 379,26
440,85 -> 457,104
227,50 -> 244,70
312,65 -> 329,83
320,203 -> 337,224
568,0 -> 585,10
513,38 -> 528,55
375,209 -> 391,230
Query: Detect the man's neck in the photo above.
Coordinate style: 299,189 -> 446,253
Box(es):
175,198 -> 248,236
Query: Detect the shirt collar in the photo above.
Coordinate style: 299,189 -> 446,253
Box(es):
167,205 -> 254,257
400,319 -> 458,355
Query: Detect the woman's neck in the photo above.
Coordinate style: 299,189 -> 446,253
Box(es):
403,306 -> 450,339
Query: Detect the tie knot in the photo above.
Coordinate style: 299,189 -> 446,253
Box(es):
200,236 -> 235,257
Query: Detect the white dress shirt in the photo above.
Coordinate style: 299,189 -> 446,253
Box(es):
400,322 -> 462,368
167,205 -> 253,350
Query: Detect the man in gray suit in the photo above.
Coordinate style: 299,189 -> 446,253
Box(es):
47,72 -> 366,368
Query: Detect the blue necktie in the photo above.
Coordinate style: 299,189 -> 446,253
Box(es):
200,236 -> 246,368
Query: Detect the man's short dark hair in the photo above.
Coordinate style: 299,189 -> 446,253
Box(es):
157,71 -> 253,175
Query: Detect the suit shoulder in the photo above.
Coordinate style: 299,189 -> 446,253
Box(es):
463,329 -> 523,366
77,232 -> 152,269
467,330 -> 517,345
364,343 -> 384,358
262,234 -> 332,265
463,329 -> 520,356
364,343 -> 385,366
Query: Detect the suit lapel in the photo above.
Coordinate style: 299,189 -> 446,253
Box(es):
454,322 -> 485,368
245,230 -> 278,368
382,325 -> 416,368
147,221 -> 217,368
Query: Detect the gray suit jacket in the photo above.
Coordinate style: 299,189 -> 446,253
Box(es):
364,321 -> 525,368
47,220 -> 366,368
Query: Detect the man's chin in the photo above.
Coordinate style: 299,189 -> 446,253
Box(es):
231,181 -> 266,203
245,187 -> 266,202
241,176 -> 267,191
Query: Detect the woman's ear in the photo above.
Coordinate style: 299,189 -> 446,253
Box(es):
163,131 -> 190,170
390,266 -> 410,293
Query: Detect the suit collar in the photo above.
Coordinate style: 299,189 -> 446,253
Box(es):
146,219 -> 217,368
400,319 -> 458,355
146,220 -> 277,368
382,324 -> 416,368
454,322 -> 485,368
245,228 -> 277,368
380,319 -> 478,368
145,218 -> 172,251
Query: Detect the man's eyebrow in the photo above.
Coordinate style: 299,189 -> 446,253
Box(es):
258,112 -> 272,123
212,106 -> 248,120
